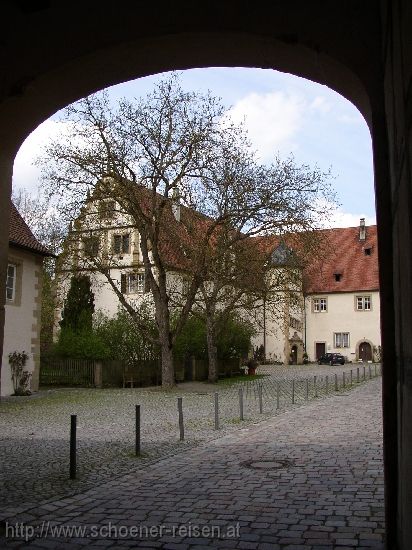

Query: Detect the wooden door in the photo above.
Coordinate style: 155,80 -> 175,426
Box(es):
315,342 -> 326,359
359,342 -> 372,361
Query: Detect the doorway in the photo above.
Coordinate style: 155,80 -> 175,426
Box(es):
315,342 -> 326,360
359,341 -> 372,362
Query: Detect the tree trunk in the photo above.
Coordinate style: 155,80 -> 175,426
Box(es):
156,304 -> 175,389
160,339 -> 175,389
206,314 -> 218,383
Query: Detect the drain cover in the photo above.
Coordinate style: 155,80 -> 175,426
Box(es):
241,458 -> 291,470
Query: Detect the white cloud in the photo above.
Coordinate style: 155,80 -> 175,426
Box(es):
226,91 -> 306,162
329,209 -> 376,228
12,119 -> 68,192
309,96 -> 331,114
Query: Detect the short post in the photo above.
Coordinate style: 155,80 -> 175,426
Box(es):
363,366 -> 366,380
342,371 -> 346,388
135,405 -> 141,456
239,388 -> 244,420
335,373 -> 338,391
258,385 -> 263,413
276,382 -> 280,410
326,375 -> 329,394
369,365 -> 372,379
214,392 -> 219,430
177,397 -> 184,441
314,375 -> 318,398
357,367 -> 360,383
291,380 -> 295,404
350,369 -> 353,387
305,379 -> 309,401
70,414 -> 77,480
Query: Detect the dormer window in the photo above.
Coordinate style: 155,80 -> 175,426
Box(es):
83,236 -> 100,258
364,246 -> 372,256
113,234 -> 130,254
334,273 -> 342,282
99,200 -> 115,220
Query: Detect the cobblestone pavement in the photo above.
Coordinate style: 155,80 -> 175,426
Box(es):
0,377 -> 384,549
0,364 -> 380,514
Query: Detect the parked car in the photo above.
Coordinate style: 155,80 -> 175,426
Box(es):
318,353 -> 346,365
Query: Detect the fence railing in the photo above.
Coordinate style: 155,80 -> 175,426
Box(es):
40,358 -> 95,386
40,357 -> 161,388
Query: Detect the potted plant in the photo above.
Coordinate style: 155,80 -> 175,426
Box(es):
246,358 -> 258,376
9,351 -> 32,396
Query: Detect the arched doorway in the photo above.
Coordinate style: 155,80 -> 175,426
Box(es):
0,3 -> 408,546
359,341 -> 372,362
290,345 -> 298,364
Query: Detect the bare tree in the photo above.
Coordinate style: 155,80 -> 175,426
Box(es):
39,74 -> 263,388
170,150 -> 335,381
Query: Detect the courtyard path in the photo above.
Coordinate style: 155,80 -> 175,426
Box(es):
0,377 -> 384,549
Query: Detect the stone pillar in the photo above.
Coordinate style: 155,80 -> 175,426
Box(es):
94,361 -> 103,388
0,151 -> 14,398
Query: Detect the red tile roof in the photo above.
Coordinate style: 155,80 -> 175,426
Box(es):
9,203 -> 53,256
303,225 -> 379,294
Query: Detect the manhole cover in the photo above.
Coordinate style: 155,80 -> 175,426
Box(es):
241,458 -> 291,470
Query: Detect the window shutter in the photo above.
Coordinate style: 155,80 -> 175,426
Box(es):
121,274 -> 126,294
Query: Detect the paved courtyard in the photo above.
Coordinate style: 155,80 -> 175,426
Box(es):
0,368 -> 384,549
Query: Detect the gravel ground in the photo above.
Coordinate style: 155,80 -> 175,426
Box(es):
0,362 -> 381,517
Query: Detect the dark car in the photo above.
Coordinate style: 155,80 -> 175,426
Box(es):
318,352 -> 345,365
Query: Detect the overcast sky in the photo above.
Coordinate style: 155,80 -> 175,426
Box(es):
12,67 -> 375,228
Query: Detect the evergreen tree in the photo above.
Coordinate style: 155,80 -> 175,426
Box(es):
60,275 -> 95,333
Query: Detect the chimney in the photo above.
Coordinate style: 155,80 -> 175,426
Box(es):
359,218 -> 366,241
172,187 -> 181,222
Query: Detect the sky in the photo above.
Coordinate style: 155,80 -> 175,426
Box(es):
12,67 -> 376,228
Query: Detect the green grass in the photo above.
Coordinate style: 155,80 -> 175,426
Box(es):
217,374 -> 267,386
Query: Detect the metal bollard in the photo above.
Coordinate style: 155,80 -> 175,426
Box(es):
70,414 -> 77,480
374,364 -> 377,377
326,375 -> 329,394
357,367 -> 360,383
214,392 -> 219,430
343,371 -> 346,388
335,373 -> 338,391
291,379 -> 295,404
305,379 -> 309,400
239,388 -> 244,421
314,375 -> 318,398
135,405 -> 141,456
258,385 -> 263,413
350,370 -> 353,387
178,397 -> 184,441
369,365 -> 372,379
363,366 -> 366,380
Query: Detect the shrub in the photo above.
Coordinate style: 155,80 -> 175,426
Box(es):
9,350 -> 31,395
52,328 -> 109,360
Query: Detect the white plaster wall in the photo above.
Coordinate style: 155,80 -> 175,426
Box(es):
1,249 -> 38,396
304,291 -> 381,362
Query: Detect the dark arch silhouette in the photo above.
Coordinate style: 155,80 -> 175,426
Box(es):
0,2 -> 409,548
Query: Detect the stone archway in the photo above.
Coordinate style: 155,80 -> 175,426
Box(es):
357,340 -> 373,362
0,2 -> 410,546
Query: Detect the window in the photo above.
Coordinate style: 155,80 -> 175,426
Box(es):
83,236 -> 100,258
334,273 -> 342,282
356,295 -> 371,310
313,297 -> 327,312
289,316 -> 302,332
99,200 -> 115,220
6,264 -> 16,301
364,246 -> 372,256
334,332 -> 350,348
113,234 -> 130,254
121,273 -> 145,294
